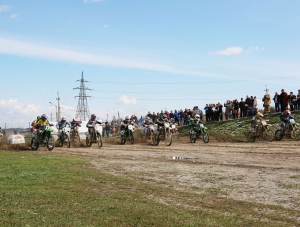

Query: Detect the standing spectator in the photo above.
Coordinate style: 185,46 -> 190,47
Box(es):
253,96 -> 258,109
245,95 -> 251,107
289,92 -> 296,111
249,96 -> 254,107
152,112 -> 156,123
147,111 -> 153,119
239,98 -> 245,118
279,89 -> 288,112
204,104 -> 209,122
208,105 -> 213,122
233,99 -> 239,119
169,110 -> 174,119
273,92 -> 280,112
174,110 -> 179,124
198,108 -> 203,121
217,102 -> 223,121
179,109 -> 184,126
262,93 -> 271,114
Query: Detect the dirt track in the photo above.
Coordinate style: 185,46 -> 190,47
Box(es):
51,137 -> 300,211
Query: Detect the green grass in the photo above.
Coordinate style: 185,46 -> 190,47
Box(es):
0,151 -> 299,226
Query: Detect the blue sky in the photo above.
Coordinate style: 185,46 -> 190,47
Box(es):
0,0 -> 299,127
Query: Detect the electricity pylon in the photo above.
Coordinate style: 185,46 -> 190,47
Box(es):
74,72 -> 92,121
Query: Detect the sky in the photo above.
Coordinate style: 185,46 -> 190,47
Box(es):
0,0 -> 300,128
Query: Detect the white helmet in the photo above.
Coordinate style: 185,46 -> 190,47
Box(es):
195,114 -> 200,120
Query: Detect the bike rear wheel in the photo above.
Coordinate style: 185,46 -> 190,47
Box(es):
264,129 -> 274,142
129,131 -> 134,144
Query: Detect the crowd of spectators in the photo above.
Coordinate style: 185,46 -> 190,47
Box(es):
145,88 -> 300,124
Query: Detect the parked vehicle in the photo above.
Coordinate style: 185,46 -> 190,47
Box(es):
153,121 -> 172,146
189,122 -> 209,143
86,122 -> 103,147
120,121 -> 135,145
246,116 -> 274,142
31,124 -> 55,151
275,118 -> 300,141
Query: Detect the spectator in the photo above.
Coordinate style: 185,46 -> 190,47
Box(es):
239,98 -> 246,118
279,89 -> 288,112
273,92 -> 280,112
204,104 -> 209,122
289,92 -> 296,111
253,96 -> 258,109
217,102 -> 223,121
297,90 -> 300,111
262,93 -> 271,114
233,99 -> 239,119
169,110 -> 174,119
179,109 -> 184,126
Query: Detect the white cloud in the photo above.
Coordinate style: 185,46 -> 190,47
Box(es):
0,37 -> 218,78
0,5 -> 11,12
83,0 -> 104,3
213,46 -> 243,55
10,13 -> 19,19
245,46 -> 265,53
117,95 -> 137,105
0,99 -> 40,115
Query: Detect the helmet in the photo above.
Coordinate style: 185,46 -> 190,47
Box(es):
125,116 -> 130,120
72,118 -> 76,121
41,114 -> 48,120
170,118 -> 175,123
195,114 -> 200,120
61,117 -> 66,122
163,114 -> 167,119
91,114 -> 96,120
256,112 -> 263,117
285,109 -> 290,115
146,116 -> 151,121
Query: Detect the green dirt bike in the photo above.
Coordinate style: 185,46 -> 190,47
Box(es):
275,118 -> 300,141
120,122 -> 135,145
189,122 -> 209,143
31,124 -> 55,151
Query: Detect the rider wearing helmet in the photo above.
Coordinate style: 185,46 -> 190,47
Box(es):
56,117 -> 71,138
70,118 -> 82,128
156,113 -> 169,127
87,114 -> 102,126
280,109 -> 293,123
121,116 -> 131,131
32,114 -> 52,143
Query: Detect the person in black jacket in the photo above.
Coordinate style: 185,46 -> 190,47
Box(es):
239,98 -> 245,118
279,89 -> 287,112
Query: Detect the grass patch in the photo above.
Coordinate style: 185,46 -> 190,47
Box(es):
290,175 -> 300,179
0,150 -> 299,226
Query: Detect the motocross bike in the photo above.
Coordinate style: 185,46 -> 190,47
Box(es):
70,124 -> 81,146
120,121 -> 135,145
152,121 -> 172,146
86,122 -> 103,147
142,123 -> 155,140
170,122 -> 179,139
58,126 -> 71,148
189,122 -> 209,143
31,124 -> 55,151
246,117 -> 274,142
275,118 -> 300,141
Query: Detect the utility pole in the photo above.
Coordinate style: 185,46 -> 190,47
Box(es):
57,92 -> 61,120
264,85 -> 269,94
74,72 -> 93,121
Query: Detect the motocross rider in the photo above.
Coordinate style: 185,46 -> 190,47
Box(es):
280,109 -> 294,130
56,117 -> 70,139
189,114 -> 202,130
142,116 -> 153,136
86,114 -> 102,133
120,116 -> 132,132
70,118 -> 82,128
251,112 -> 264,131
156,114 -> 169,127
32,114 -> 52,142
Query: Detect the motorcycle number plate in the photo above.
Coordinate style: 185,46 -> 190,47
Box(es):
261,121 -> 267,126
200,124 -> 204,127
128,125 -> 133,130
164,123 -> 170,127
290,119 -> 295,124
172,125 -> 175,129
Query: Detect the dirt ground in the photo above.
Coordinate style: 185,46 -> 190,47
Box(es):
50,137 -> 300,211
